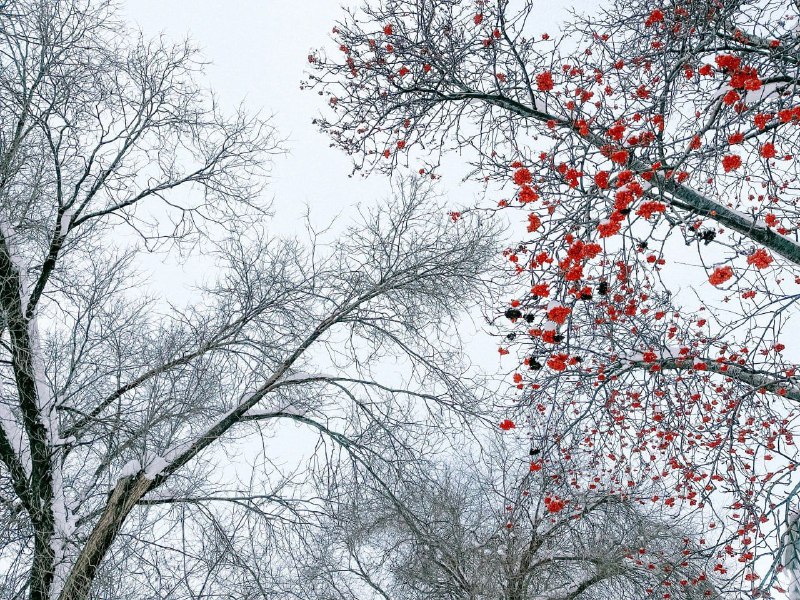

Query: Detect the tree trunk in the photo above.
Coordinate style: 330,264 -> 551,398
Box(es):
57,475 -> 152,600
29,530 -> 55,600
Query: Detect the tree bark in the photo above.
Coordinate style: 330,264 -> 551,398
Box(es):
58,475 -> 152,600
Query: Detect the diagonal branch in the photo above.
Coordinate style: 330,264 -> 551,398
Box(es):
403,87 -> 800,265
615,356 -> 800,402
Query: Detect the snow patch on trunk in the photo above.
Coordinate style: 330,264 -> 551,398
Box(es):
0,396 -> 31,476
118,459 -> 142,479
58,208 -> 75,238
143,456 -> 169,480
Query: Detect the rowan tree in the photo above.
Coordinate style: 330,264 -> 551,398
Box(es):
309,0 -> 800,595
0,1 -> 500,598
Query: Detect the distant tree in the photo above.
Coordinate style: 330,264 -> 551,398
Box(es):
274,434 -> 722,600
310,0 -> 800,595
0,1 -> 499,598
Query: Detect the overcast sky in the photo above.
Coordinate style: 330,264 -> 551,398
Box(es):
123,0 -> 391,227
121,0 -> 595,222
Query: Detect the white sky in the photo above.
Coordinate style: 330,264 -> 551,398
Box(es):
118,0 -> 778,421
123,0 -> 391,229
121,0 -> 595,224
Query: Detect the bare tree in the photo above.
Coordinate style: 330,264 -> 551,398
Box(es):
0,1 -> 501,598
272,434 -> 723,600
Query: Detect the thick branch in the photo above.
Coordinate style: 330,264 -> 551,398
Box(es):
409,88 -> 800,265
619,356 -> 800,402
